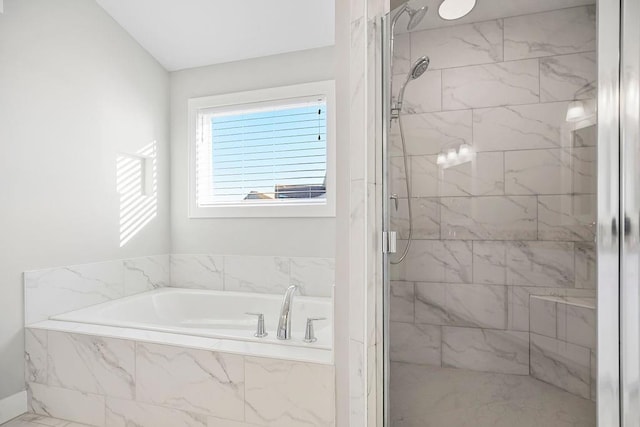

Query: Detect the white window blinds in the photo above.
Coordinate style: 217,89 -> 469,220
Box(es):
195,97 -> 327,207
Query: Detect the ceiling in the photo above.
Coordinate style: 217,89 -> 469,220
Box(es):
393,0 -> 595,32
96,0 -> 335,71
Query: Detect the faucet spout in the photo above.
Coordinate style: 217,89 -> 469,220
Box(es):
277,285 -> 299,340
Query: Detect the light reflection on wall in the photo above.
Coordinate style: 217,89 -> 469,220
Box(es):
116,141 -> 158,247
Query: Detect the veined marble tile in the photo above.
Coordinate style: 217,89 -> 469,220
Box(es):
24,260 -> 124,325
290,257 -> 334,297
25,328 -> 47,384
389,322 -> 441,366
123,255 -> 169,296
538,195 -> 596,241
575,242 -> 596,289
208,418 -> 265,427
392,70 -> 442,114
105,397 -> 207,427
504,6 -> 596,60
473,241 -> 507,285
224,256 -> 290,294
505,147 -> 596,195
390,240 -> 472,284
540,52 -> 597,102
135,343 -> 244,421
557,301 -> 596,350
389,110 -> 472,157
530,297 -> 558,338
441,196 -> 537,240
4,413 -> 92,427
392,32 -> 410,76
390,281 -> 415,323
473,102 -> 570,152
508,286 -> 596,332
442,327 -> 529,375
445,283 -> 508,329
506,241 -> 575,287
28,382 -> 105,426
47,332 -> 135,399
410,20 -> 503,70
244,357 -> 335,427
530,333 -> 591,399
170,254 -> 223,290
415,283 -> 507,329
442,60 -> 539,110
437,152 -> 505,197
348,339 -> 365,427
390,197 -> 440,240
414,282 -> 448,325
410,155 -> 438,197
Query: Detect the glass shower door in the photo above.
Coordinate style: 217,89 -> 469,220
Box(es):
381,0 -> 626,425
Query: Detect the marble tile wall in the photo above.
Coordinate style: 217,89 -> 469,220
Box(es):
25,328 -> 335,427
24,254 -> 335,326
389,5 -> 597,377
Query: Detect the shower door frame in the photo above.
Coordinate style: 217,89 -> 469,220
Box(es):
379,1 -> 626,426
620,0 -> 640,425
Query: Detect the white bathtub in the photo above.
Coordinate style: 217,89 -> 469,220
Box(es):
49,288 -> 333,351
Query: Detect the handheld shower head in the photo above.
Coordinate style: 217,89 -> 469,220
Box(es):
396,56 -> 430,111
409,56 -> 430,80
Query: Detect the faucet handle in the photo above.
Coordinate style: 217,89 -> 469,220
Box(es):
245,312 -> 268,338
303,317 -> 327,343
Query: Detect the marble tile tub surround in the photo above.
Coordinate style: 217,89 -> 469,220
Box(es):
389,5 -> 597,377
25,254 -> 335,325
170,254 -> 335,297
24,255 -> 170,325
24,329 -> 335,427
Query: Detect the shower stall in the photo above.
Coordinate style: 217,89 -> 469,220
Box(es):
380,0 -> 638,425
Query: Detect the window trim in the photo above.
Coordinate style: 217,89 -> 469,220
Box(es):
188,80 -> 336,218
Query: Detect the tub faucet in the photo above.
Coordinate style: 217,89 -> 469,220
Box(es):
277,285 -> 299,340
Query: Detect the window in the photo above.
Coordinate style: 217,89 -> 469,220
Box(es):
188,81 -> 335,218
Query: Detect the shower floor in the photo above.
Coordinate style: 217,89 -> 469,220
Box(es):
390,362 -> 596,427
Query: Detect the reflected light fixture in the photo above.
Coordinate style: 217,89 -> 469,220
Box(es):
458,143 -> 471,156
438,0 -> 477,20
566,100 -> 586,122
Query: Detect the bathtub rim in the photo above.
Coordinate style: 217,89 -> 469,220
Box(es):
27,319 -> 334,365
47,287 -> 334,350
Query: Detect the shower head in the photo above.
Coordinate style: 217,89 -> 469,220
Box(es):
406,5 -> 428,30
395,56 -> 431,111
410,56 -> 430,79
391,3 -> 428,34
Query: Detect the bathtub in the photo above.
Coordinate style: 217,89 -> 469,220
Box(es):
35,288 -> 333,364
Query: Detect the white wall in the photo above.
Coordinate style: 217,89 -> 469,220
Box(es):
0,0 -> 170,400
170,47 -> 336,257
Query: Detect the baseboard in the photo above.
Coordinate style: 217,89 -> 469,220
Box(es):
0,390 -> 27,424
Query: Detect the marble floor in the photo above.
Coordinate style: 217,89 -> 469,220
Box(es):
0,414 -> 89,427
390,362 -> 596,427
